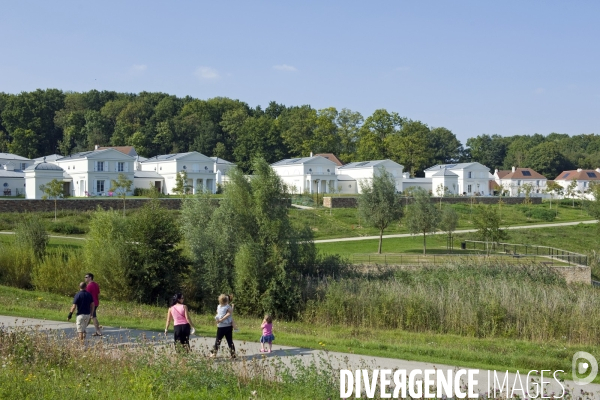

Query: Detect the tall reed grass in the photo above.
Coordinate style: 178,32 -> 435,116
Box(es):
302,262 -> 600,345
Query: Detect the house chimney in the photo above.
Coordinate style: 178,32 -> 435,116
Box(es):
310,152 -> 313,157
596,168 -> 600,173
495,168 -> 498,175
577,168 -> 582,172
512,166 -> 516,173
94,144 -> 99,150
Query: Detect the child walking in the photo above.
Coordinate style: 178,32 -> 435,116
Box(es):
260,315 -> 275,353
210,294 -> 236,358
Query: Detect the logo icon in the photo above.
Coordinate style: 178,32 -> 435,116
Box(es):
572,351 -> 598,385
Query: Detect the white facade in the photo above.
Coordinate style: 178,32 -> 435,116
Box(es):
430,169 -> 459,195
139,152 -> 217,194
271,156 -> 338,194
54,149 -> 135,197
0,153 -> 33,171
425,162 -> 492,196
336,160 -> 404,194
554,168 -> 600,200
0,164 -> 26,197
493,167 -> 548,197
24,162 -> 66,199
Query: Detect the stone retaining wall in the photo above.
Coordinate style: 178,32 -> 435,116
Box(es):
0,198 -> 184,213
323,196 -> 543,208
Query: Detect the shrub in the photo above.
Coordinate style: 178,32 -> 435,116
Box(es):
523,208 -> 557,222
14,214 -> 48,261
0,241 -> 35,288
32,248 -> 87,296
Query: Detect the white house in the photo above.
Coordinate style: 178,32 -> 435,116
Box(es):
139,152 -> 217,194
493,167 -> 547,197
211,157 -> 236,188
54,149 -> 135,197
271,155 -> 338,194
0,152 -> 33,171
0,163 -> 26,197
554,168 -> 600,199
24,162 -> 66,199
336,160 -> 404,194
430,168 -> 459,195
424,162 -> 492,196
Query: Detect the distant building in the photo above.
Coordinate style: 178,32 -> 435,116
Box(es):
554,168 -> 600,199
271,156 -> 338,194
424,162 -> 492,196
337,160 -> 403,194
493,167 -> 547,197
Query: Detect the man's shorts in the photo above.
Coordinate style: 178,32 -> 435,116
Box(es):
76,314 -> 90,333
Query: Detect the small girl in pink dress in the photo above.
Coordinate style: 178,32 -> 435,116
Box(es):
259,314 -> 275,353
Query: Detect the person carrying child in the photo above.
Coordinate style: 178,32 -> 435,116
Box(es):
210,294 -> 236,358
260,314 -> 275,353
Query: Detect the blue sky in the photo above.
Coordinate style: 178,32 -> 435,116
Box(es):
1,1 -> 599,143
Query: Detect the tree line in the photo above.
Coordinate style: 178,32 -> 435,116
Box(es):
0,89 -> 597,177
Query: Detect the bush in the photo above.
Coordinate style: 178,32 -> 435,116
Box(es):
0,241 -> 35,288
14,214 -> 48,260
46,222 -> 87,235
32,248 -> 87,296
523,208 -> 557,222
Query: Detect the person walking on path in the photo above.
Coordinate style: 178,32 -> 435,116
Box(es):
84,273 -> 102,336
68,282 -> 95,341
260,314 -> 275,353
210,294 -> 236,358
164,293 -> 195,351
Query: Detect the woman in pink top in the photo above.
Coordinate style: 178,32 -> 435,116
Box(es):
260,314 -> 275,353
165,293 -> 195,351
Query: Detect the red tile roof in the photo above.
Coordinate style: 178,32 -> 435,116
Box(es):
495,170 -> 510,179
555,169 -> 600,181
502,168 -> 546,180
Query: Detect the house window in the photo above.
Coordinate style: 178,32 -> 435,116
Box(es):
584,182 -> 588,188
536,180 -> 540,186
96,161 -> 104,171
20,163 -> 26,170
517,180 -> 521,186
468,172 -> 472,178
97,180 -> 105,193
467,184 -> 472,193
117,162 -> 124,172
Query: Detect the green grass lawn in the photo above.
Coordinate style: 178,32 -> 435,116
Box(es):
0,284 -> 598,383
291,202 -> 593,239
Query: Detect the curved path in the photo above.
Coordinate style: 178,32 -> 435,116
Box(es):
1,315 -> 597,397
314,220 -> 598,243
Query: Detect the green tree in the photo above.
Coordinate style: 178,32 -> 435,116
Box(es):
525,142 -> 571,179
473,204 -> 507,253
39,179 -> 64,221
110,173 -> 133,216
84,201 -> 187,303
173,170 -> 191,195
336,108 -> 363,163
8,128 -> 40,159
439,206 -> 459,251
544,180 -> 563,209
465,134 -> 508,171
388,120 -> 431,176
566,180 -> 578,207
429,127 -> 463,164
358,168 -> 403,254
404,188 -> 440,255
356,109 -> 403,161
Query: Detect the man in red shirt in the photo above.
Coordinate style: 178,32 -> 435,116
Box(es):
84,273 -> 102,336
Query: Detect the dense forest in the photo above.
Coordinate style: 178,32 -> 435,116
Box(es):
0,89 -> 598,178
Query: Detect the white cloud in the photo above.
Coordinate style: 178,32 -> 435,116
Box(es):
129,64 -> 147,74
273,64 -> 298,72
195,66 -> 220,80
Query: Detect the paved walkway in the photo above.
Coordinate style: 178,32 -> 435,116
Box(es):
1,315 -> 597,396
314,220 -> 598,243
